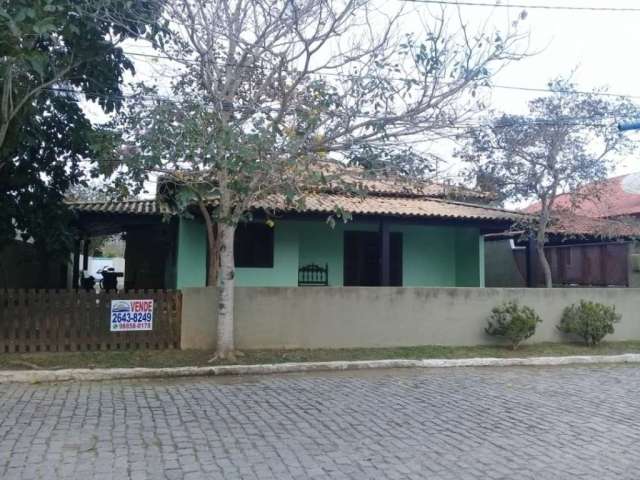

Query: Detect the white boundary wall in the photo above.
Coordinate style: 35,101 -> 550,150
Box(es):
181,287 -> 640,350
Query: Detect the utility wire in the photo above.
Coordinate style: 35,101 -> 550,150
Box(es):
491,84 -> 640,100
121,50 -> 640,101
47,86 -> 620,130
399,0 -> 640,13
47,86 -> 626,131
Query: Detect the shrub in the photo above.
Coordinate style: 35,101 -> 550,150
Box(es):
485,301 -> 542,350
558,300 -> 621,346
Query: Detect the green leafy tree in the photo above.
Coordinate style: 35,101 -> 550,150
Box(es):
0,0 -> 164,255
459,79 -> 639,287
117,0 -> 527,359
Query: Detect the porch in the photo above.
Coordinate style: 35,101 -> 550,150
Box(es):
68,197 -> 521,290
68,201 -> 177,291
176,216 -> 489,288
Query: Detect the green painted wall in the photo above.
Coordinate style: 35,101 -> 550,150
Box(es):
297,222 -> 482,287
175,217 -> 485,288
399,225 -> 457,286
235,222 -> 299,286
176,217 -> 207,288
297,220 -> 378,286
297,221 -> 344,286
454,227 -> 483,286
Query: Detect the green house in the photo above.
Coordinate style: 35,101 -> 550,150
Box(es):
69,180 -> 522,289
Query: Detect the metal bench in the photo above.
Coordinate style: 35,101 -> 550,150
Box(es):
298,263 -> 329,286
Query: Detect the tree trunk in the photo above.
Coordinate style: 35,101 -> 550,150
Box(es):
198,201 -> 219,286
216,223 -> 236,358
207,227 -> 219,287
0,121 -> 8,152
0,121 -> 9,173
0,62 -> 13,159
535,232 -> 553,288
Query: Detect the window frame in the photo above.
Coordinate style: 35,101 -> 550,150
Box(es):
234,223 -> 275,269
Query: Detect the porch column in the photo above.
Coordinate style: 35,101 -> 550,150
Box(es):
82,237 -> 90,272
525,234 -> 535,287
380,220 -> 390,286
72,238 -> 81,289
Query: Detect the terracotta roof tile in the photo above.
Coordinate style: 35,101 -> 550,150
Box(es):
487,213 -> 640,240
523,172 -> 640,219
68,194 -> 523,222
325,174 -> 494,200
253,192 -> 523,221
548,212 -> 640,238
68,199 -> 172,215
164,162 -> 494,201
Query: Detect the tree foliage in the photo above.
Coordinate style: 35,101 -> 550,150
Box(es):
0,0 -> 164,254
459,79 -> 639,286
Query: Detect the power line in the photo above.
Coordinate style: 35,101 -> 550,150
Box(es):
399,0 -> 640,13
491,83 -> 640,100
121,49 -> 640,101
47,86 -> 625,131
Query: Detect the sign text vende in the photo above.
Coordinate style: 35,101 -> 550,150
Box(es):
110,299 -> 154,332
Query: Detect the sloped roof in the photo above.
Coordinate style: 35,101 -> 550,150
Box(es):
255,192 -> 522,221
547,212 -> 640,238
160,161 -> 494,202
523,172 -> 640,218
68,194 -> 524,223
487,212 -> 640,241
69,196 -> 640,238
319,167 -> 494,201
67,199 -> 172,215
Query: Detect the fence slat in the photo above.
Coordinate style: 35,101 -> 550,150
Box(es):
0,289 -> 182,354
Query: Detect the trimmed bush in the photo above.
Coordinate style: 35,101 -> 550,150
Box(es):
485,301 -> 542,350
558,300 -> 621,346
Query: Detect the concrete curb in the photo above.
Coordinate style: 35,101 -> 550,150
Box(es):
1,353 -> 640,384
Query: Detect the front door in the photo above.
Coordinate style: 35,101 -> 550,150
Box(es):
344,231 -> 403,286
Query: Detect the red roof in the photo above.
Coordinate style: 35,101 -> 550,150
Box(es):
548,212 -> 640,238
523,172 -> 640,218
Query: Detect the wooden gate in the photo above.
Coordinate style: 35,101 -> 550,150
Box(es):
0,290 -> 182,353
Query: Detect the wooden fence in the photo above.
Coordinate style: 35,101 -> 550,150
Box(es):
514,242 -> 630,287
0,290 -> 182,353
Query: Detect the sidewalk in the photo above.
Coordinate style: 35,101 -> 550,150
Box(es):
2,353 -> 640,383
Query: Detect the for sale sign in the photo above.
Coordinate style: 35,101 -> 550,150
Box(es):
110,299 -> 154,332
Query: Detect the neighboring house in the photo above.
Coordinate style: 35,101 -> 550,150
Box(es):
486,173 -> 640,287
486,214 -> 640,287
68,174 -> 526,290
523,171 -> 640,219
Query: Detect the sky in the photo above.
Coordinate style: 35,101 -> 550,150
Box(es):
419,0 -> 640,177
83,0 -> 640,193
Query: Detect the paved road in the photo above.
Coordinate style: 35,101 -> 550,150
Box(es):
1,365 -> 640,479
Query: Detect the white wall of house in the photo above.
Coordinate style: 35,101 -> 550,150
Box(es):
75,256 -> 126,290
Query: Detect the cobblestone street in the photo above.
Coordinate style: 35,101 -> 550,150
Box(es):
1,365 -> 639,479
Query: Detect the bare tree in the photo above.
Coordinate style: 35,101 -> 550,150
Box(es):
460,79 -> 639,287
119,0 -> 527,359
